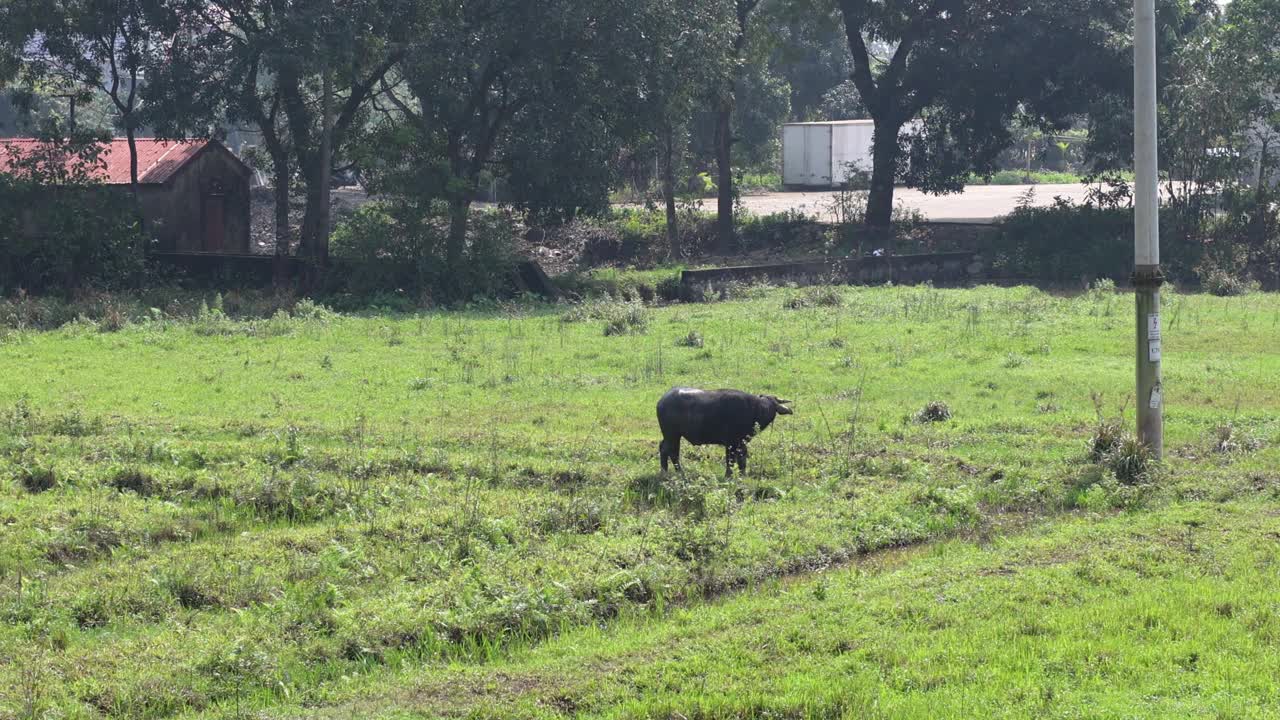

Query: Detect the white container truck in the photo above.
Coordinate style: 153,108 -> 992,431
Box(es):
780,120 -> 875,189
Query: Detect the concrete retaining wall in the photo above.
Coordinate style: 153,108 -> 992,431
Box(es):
680,252 -> 984,298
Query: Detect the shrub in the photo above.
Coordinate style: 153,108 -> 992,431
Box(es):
1212,422 -> 1262,454
291,298 -> 337,322
537,498 -> 606,535
1083,394 -> 1155,487
330,203 -> 437,298
738,210 -> 824,252
714,279 -> 774,302
1088,277 -> 1117,297
1087,393 -> 1125,462
992,199 -> 1131,285
4,397 -> 34,435
1199,266 -> 1259,297
330,202 -> 519,302
655,276 -> 683,303
561,296 -> 650,336
603,309 -> 648,336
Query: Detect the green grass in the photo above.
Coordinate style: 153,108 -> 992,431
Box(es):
967,169 -> 1140,186
970,170 -> 1086,185
738,172 -> 782,193
2,285 -> 1279,718
262,497 -> 1280,719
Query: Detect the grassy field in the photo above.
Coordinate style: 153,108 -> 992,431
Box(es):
271,497 -> 1280,719
1,285 -> 1278,718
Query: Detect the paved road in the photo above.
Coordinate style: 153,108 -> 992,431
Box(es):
738,183 -> 1093,223
337,182 -> 1098,224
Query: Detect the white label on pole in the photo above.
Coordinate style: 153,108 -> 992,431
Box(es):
1149,385 -> 1162,409
1149,338 -> 1161,362
1147,313 -> 1161,340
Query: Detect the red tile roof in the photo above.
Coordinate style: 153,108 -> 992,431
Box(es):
0,138 -> 211,185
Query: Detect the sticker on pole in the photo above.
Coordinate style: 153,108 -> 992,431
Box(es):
1147,313 -> 1161,340
1149,384 -> 1162,410
1149,338 -> 1162,362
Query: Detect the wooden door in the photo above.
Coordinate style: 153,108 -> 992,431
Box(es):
203,193 -> 225,252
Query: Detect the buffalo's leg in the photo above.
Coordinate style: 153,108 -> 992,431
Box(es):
661,435 -> 682,473
725,443 -> 746,478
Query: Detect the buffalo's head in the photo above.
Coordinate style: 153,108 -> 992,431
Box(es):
768,396 -> 794,415
755,395 -> 793,432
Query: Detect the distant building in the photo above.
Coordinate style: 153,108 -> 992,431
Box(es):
781,120 -> 876,188
779,119 -> 920,189
0,137 -> 251,253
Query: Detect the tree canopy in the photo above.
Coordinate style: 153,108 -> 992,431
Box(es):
2,0 -> 1273,289
833,0 -> 1132,225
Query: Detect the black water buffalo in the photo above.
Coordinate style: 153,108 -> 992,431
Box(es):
657,387 -> 793,476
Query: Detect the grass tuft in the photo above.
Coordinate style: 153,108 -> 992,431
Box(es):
677,331 -> 704,348
17,464 -> 57,493
109,467 -> 157,496
1107,436 -> 1155,485
914,401 -> 953,423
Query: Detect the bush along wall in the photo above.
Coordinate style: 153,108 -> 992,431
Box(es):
990,197 -> 1280,290
0,144 -> 149,294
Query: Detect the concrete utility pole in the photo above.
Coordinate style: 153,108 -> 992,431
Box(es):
1133,0 -> 1163,458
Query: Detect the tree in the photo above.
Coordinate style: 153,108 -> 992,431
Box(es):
270,0 -> 404,262
4,0 -> 173,198
769,10 -> 858,121
152,0 -> 405,263
145,2 -> 293,255
1204,0 -> 1280,274
1216,0 -> 1280,192
153,43 -> 295,254
833,0 -> 1131,226
363,0 -> 654,287
713,0 -> 763,247
634,0 -> 734,256
1080,0 -> 1219,178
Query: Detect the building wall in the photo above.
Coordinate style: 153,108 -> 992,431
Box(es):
139,146 -> 251,253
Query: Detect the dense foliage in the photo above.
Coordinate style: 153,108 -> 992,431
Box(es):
1,0 -> 1277,295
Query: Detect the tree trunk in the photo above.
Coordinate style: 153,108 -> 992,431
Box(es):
125,125 -> 144,233
271,165 -> 291,253
715,101 -> 734,247
126,127 -> 139,190
299,177 -> 324,257
272,163 -> 291,255
866,119 -> 902,227
662,125 -> 679,258
1250,138 -> 1270,253
447,196 -> 470,271
316,69 -> 333,264
271,165 -> 292,287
